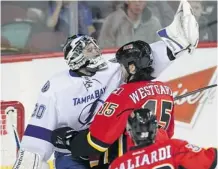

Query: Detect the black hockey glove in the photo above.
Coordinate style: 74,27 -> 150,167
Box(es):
51,127 -> 79,150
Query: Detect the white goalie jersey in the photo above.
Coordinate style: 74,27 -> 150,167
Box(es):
13,59 -> 123,169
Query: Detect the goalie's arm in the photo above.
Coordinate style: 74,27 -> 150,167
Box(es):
158,0 -> 199,55
149,41 -> 175,78
150,0 -> 199,78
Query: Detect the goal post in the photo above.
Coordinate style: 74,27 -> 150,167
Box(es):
0,101 -> 25,169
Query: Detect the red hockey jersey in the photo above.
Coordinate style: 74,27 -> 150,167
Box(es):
109,138 -> 217,169
87,81 -> 174,153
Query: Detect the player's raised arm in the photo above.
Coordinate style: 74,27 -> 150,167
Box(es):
150,0 -> 199,78
13,81 -> 58,169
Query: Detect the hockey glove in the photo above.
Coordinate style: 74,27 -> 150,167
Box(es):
51,127 -> 79,150
157,0 -> 199,57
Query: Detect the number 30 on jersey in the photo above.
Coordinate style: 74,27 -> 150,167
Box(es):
32,103 -> 46,119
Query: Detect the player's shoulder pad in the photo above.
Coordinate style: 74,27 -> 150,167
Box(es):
112,87 -> 124,96
111,83 -> 128,96
40,70 -> 72,94
40,79 -> 55,96
171,138 -> 188,147
41,80 -> 50,93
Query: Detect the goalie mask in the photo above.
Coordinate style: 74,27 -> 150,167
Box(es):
126,108 -> 158,146
63,35 -> 107,74
115,40 -> 154,82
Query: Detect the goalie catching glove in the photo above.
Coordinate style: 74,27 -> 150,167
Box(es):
157,0 -> 199,56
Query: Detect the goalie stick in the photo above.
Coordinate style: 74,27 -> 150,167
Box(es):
5,107 -> 21,149
174,84 -> 217,101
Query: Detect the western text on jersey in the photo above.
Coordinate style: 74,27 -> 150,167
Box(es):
129,85 -> 173,104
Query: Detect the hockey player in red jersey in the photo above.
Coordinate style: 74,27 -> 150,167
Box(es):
81,40 -> 175,155
51,40 -> 175,159
109,108 -> 217,169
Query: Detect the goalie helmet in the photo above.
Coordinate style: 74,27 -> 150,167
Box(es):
115,40 -> 154,82
126,108 -> 158,146
63,35 -> 107,74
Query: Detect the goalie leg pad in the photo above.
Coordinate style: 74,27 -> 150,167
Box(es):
13,149 -> 49,169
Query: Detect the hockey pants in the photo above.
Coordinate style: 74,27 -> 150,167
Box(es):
54,152 -> 91,169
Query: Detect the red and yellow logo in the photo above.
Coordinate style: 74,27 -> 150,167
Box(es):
166,66 -> 217,127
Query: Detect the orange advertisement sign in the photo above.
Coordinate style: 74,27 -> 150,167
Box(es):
166,66 -> 217,127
